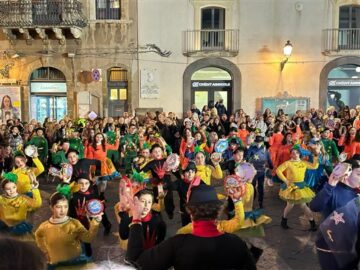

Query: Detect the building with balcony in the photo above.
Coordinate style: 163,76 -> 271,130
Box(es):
0,0 -> 360,121
135,0 -> 360,117
0,0 -> 137,122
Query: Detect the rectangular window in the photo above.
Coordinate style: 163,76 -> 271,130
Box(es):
119,88 -> 127,100
110,89 -> 118,100
96,0 -> 121,20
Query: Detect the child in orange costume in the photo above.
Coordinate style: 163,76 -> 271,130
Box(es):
85,132 -> 120,180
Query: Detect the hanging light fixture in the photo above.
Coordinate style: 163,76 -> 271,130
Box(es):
281,40 -> 293,71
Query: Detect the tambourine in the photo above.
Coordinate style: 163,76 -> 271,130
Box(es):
214,139 -> 229,153
339,152 -> 348,163
235,163 -> 257,182
49,167 -> 61,176
210,152 -> 222,163
223,174 -> 247,198
24,145 -> 37,157
86,199 -> 104,216
61,164 -> 73,182
164,153 -> 180,171
332,162 -> 352,179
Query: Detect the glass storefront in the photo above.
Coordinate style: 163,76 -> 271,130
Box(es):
30,96 -> 67,123
191,67 -> 232,112
327,64 -> 360,110
30,67 -> 67,122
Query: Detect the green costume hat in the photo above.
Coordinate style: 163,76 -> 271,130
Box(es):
131,170 -> 148,184
142,142 -> 150,150
291,143 -> 301,152
77,118 -> 87,127
2,172 -> 18,184
56,184 -> 72,199
14,149 -> 26,158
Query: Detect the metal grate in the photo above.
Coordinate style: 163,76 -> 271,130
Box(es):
323,28 -> 360,52
183,29 -> 239,55
0,0 -> 87,27
30,67 -> 66,81
96,0 -> 121,20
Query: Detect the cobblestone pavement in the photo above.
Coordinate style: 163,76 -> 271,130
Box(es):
32,176 -> 321,270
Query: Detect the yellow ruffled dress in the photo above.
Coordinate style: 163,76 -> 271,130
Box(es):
237,183 -> 272,238
276,157 -> 318,204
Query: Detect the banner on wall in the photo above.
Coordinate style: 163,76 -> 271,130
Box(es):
0,86 -> 21,123
140,68 -> 160,99
262,97 -> 309,115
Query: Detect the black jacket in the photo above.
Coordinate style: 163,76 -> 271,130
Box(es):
126,224 -> 256,270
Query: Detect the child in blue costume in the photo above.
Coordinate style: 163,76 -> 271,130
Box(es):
304,138 -> 331,192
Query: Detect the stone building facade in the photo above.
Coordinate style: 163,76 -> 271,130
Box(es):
0,0 -> 360,121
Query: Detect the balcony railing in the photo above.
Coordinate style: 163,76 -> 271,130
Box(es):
323,28 -> 360,53
183,29 -> 239,56
0,0 -> 87,28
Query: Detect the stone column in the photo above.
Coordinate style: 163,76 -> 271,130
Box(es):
20,82 -> 30,122
66,80 -> 75,119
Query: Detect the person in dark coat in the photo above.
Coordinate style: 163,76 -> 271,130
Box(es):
68,174 -> 112,256
246,135 -> 273,209
125,182 -> 256,270
173,162 -> 198,226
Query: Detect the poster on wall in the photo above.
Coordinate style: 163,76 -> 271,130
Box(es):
140,68 -> 160,99
0,86 -> 21,123
262,97 -> 310,115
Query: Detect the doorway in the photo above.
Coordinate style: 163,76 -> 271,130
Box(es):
108,67 -> 128,117
191,67 -> 232,114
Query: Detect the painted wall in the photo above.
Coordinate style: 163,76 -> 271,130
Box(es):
137,0 -> 341,117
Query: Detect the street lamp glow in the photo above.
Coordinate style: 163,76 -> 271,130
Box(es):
283,40 -> 293,58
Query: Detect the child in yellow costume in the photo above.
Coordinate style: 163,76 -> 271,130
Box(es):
35,189 -> 102,270
0,173 -> 42,240
12,150 -> 44,197
234,163 -> 272,238
194,150 -> 223,186
276,145 -> 319,231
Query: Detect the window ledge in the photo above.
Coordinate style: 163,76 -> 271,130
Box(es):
89,19 -> 132,24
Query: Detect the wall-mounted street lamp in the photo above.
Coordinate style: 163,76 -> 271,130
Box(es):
280,40 -> 293,71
